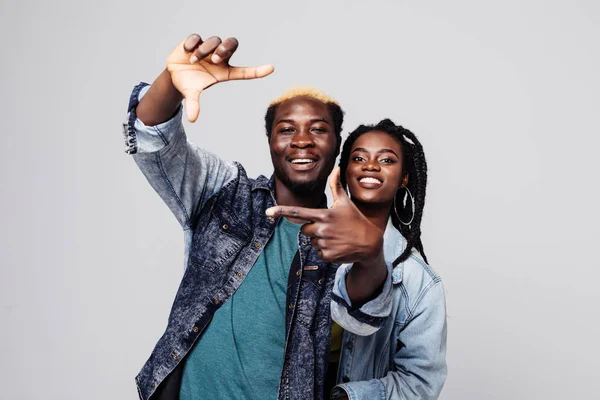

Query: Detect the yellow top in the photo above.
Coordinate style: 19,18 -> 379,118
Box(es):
329,322 -> 344,362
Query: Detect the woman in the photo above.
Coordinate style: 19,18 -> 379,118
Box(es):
327,119 -> 447,399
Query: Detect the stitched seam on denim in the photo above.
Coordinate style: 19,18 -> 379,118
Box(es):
155,152 -> 191,227
399,284 -> 411,324
219,163 -> 243,194
408,254 -> 441,282
376,338 -> 391,376
301,278 -> 323,290
407,280 -> 439,321
154,125 -> 169,146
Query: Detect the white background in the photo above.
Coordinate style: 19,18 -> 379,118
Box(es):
1,0 -> 599,398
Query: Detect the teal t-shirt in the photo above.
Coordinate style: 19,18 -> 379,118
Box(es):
180,218 -> 301,400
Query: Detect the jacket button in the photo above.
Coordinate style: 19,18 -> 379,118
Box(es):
342,376 -> 350,383
214,298 -> 221,305
301,241 -> 308,246
236,271 -> 243,278
193,327 -> 199,333
296,270 -> 301,276
288,303 -> 294,309
268,217 -> 275,224
346,342 -> 353,350
318,278 -> 325,285
254,242 -> 261,249
173,353 -> 179,360
222,224 -> 229,230
151,383 -> 157,389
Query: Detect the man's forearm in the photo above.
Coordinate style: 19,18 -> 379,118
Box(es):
344,250 -> 387,307
137,69 -> 183,126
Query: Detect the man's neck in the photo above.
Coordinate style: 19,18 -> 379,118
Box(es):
274,179 -> 325,224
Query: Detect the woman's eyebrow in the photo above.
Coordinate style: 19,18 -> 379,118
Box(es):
351,147 -> 398,157
377,148 -> 399,157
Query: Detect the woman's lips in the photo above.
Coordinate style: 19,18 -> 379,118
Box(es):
357,176 -> 383,189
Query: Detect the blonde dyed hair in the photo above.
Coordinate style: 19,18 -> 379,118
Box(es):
269,87 -> 339,107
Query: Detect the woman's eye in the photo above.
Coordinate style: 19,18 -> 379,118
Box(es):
352,156 -> 365,162
380,158 -> 396,164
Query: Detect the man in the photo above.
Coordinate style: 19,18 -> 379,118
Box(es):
124,33 -> 392,400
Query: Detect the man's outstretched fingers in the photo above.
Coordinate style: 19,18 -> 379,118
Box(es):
229,64 -> 275,80
190,36 -> 221,64
265,205 -> 322,221
212,37 -> 239,64
183,34 -> 203,53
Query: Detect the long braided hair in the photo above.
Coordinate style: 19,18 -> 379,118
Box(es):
339,119 -> 429,265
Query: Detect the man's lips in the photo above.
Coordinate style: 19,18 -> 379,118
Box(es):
287,155 -> 319,171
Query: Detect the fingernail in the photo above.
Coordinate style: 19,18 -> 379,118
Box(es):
189,55 -> 199,64
265,208 -> 274,216
211,54 -> 222,64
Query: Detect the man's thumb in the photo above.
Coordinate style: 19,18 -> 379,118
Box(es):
183,89 -> 201,123
328,167 -> 349,206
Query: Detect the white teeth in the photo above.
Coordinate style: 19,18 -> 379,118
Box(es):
360,177 -> 382,184
291,159 -> 315,164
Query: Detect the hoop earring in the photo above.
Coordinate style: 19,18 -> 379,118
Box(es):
394,186 -> 415,226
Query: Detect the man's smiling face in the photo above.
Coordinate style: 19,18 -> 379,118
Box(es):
269,96 -> 338,196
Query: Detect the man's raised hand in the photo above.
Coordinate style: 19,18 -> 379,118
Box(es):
167,34 -> 275,122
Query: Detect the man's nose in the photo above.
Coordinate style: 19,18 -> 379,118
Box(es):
291,129 -> 315,148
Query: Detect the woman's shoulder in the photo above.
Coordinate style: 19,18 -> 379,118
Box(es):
391,252 -> 444,322
383,221 -> 441,281
397,251 -> 442,288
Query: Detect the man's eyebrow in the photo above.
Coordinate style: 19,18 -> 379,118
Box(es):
276,119 -> 295,124
351,147 -> 399,157
310,118 -> 331,125
275,118 -> 331,125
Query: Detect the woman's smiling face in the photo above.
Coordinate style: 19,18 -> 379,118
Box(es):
345,130 -> 407,206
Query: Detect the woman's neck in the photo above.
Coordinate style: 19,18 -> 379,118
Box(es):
354,200 -> 392,232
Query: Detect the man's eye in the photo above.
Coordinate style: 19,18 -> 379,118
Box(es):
280,128 -> 294,133
312,127 -> 327,133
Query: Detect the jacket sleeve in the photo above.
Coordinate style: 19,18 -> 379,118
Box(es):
330,261 -> 395,336
123,82 -> 238,231
333,280 -> 448,400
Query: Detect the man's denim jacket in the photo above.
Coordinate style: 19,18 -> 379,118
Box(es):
331,219 -> 447,399
123,83 -> 393,400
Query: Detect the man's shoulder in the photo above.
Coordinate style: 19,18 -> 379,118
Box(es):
211,162 -> 273,202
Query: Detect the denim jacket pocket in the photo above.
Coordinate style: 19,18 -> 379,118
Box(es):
190,202 -> 251,272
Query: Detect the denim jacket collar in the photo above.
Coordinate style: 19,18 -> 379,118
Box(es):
382,218 -> 406,285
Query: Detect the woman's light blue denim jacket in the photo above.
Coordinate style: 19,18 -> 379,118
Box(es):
124,83 -> 395,400
331,218 -> 448,400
